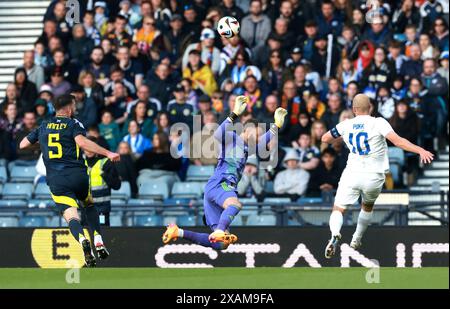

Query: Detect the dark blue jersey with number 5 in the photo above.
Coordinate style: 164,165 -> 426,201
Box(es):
27,116 -> 87,176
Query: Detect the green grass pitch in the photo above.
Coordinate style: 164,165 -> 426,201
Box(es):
0,267 -> 448,289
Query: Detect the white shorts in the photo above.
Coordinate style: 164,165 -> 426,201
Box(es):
334,168 -> 386,209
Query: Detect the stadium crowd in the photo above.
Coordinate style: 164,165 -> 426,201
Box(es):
0,0 -> 448,201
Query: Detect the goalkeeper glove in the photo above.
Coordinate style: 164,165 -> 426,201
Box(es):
274,107 -> 288,128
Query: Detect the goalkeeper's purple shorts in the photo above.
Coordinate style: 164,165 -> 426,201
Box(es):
203,180 -> 238,231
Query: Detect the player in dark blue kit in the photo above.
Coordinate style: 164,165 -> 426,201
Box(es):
20,94 -> 120,267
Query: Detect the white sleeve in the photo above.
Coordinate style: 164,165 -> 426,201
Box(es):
376,117 -> 394,137
331,120 -> 347,138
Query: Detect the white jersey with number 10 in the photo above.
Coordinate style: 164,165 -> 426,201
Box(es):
332,115 -> 394,174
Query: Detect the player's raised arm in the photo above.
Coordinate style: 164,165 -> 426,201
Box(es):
257,107 -> 288,146
19,127 -> 39,149
75,135 -> 121,162
385,131 -> 434,164
213,95 -> 248,142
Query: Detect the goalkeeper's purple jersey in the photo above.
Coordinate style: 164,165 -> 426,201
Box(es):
208,118 -> 275,186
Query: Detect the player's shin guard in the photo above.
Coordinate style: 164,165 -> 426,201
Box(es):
352,209 -> 373,243
182,230 -> 226,250
329,210 -> 343,237
68,218 -> 85,243
85,206 -> 102,243
216,205 -> 240,231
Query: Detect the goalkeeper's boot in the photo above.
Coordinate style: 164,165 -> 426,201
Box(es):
95,242 -> 110,260
162,223 -> 179,244
324,234 -> 341,259
209,230 -> 238,244
350,238 -> 362,250
81,239 -> 96,267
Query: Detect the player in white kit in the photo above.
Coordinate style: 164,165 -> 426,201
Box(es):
321,94 -> 434,258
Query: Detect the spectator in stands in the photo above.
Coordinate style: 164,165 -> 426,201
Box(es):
122,119 -> 152,158
99,110 -> 122,152
420,0 -> 445,34
22,50 -> 45,91
421,58 -> 448,149
106,15 -> 132,52
69,24 -> 95,67
354,40 -> 375,79
361,47 -> 396,96
146,63 -> 175,107
78,70 -> 105,110
311,34 -> 339,78
33,41 -> 49,69
116,46 -> 144,89
183,49 -> 218,97
315,0 -> 343,37
45,66 -> 71,98
71,85 -> 98,129
155,111 -> 171,135
432,17 -> 449,52
272,18 -> 295,54
311,120 -> 328,152
274,150 -> 310,198
419,33 -> 440,60
307,148 -> 342,197
337,25 -> 360,61
400,44 -> 423,82
0,103 -> 22,144
133,16 -> 164,54
182,28 -> 221,76
220,0 -> 244,20
336,57 -> 358,92
167,83 -> 194,129
392,0 -> 421,34
83,10 -> 102,46
321,93 -> 343,130
389,100 -> 420,185
305,93 -> 326,121
280,79 -> 301,127
240,0 -> 272,56
293,64 -> 316,103
0,84 -> 22,114
343,81 -> 358,109
237,155 -> 264,199
116,141 -> 138,197
84,47 -> 110,87
14,68 -> 38,113
126,84 -> 160,119
37,84 -> 55,116
0,128 -> 12,161
105,81 -> 133,124
388,40 -> 408,75
122,101 -> 155,139
33,99 -> 50,125
15,111 -> 40,163
104,67 -> 136,98
362,18 -> 392,47
37,19 -> 59,49
437,51 -> 449,84
376,86 -> 396,119
287,111 -> 311,144
262,49 -> 292,94
292,132 -> 320,171
100,39 -> 117,66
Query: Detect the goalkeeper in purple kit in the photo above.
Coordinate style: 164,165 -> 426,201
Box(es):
162,96 -> 287,250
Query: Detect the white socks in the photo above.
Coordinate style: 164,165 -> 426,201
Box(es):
329,210 -> 343,237
94,233 -> 103,245
178,228 -> 184,238
352,209 -> 373,242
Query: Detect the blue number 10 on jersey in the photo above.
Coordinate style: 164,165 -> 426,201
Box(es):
348,132 -> 371,155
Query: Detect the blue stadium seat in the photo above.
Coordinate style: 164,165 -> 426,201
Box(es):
135,215 -> 162,226
34,182 -> 51,200
111,199 -> 126,207
0,200 -> 28,208
171,182 -> 202,199
264,181 -> 274,194
176,215 -> 197,227
246,214 -> 277,226
263,197 -> 292,205
390,163 -> 402,185
164,198 -> 191,205
240,206 -> 259,217
127,198 -> 156,207
297,197 -> 324,205
0,166 -> 7,184
19,216 -> 46,227
186,165 -> 215,181
47,216 -> 63,227
0,217 -> 19,227
138,181 -> 169,200
110,214 -> 123,227
2,183 -> 33,200
112,181 -> 131,200
388,147 -> 405,167
10,165 -> 37,183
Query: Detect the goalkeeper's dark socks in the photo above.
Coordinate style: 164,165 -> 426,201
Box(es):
217,205 -> 240,231
85,206 -> 102,242
183,230 -> 225,250
68,218 -> 85,243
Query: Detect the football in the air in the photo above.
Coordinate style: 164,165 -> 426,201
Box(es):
217,16 -> 240,38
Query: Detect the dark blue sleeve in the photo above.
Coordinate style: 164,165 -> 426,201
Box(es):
72,119 -> 86,138
26,128 -> 39,144
330,127 -> 341,138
